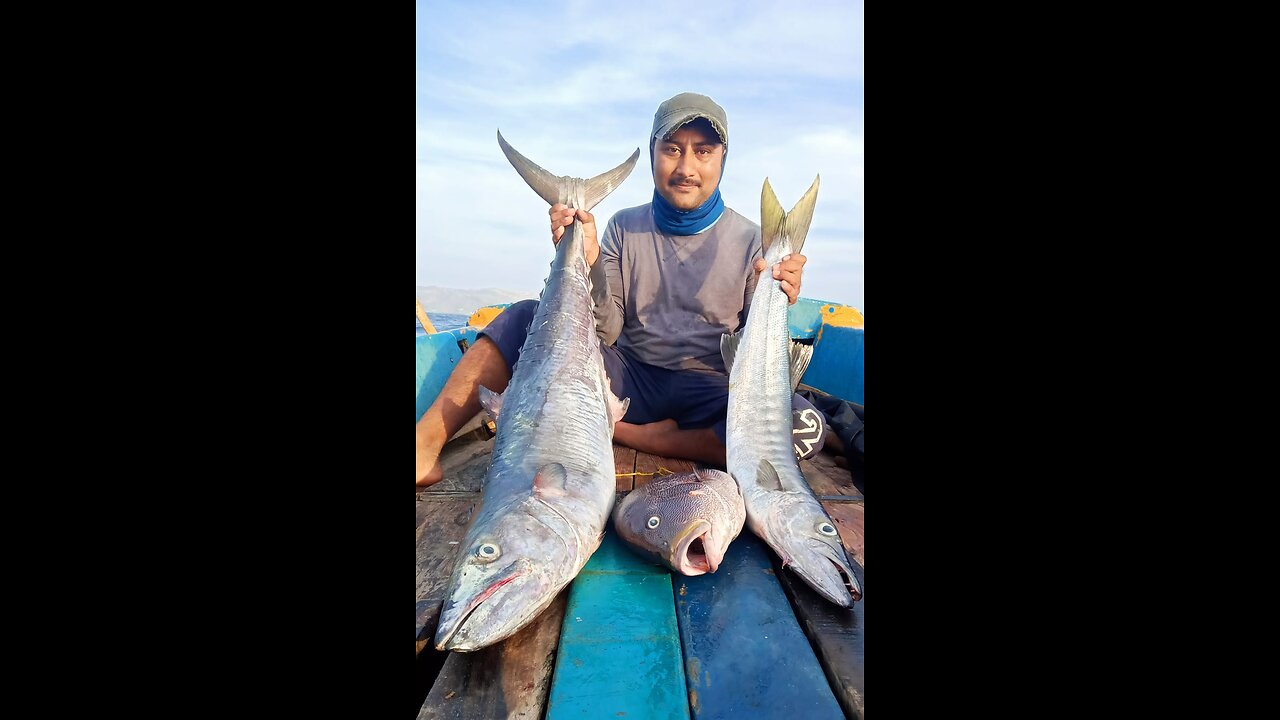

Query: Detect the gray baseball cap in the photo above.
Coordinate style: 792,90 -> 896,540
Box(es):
651,92 -> 728,146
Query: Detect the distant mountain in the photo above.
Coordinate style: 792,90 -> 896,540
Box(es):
416,286 -> 538,315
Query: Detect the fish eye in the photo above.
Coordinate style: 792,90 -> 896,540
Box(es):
477,543 -> 500,560
647,516 -> 661,529
818,522 -> 837,537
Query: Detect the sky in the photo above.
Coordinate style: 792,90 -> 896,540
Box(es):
416,0 -> 864,311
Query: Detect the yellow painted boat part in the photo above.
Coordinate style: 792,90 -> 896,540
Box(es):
416,298 -> 437,334
820,304 -> 864,329
467,306 -> 505,329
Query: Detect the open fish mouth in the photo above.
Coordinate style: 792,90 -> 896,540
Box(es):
672,521 -> 716,575
434,562 -> 529,651
773,541 -> 861,608
828,557 -> 862,603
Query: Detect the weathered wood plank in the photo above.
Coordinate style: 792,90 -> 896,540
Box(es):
545,530 -> 688,720
773,560 -> 865,720
801,448 -> 861,498
819,430 -> 865,494
633,450 -> 662,481
416,440 -> 494,655
675,531 -> 845,719
613,444 -> 637,492
417,437 -> 494,495
821,501 -> 864,567
416,497 -> 480,656
418,590 -> 570,720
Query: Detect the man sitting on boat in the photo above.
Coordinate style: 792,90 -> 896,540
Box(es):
417,92 -> 824,487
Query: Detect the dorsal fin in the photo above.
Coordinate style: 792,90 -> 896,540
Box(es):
720,332 -> 740,373
789,341 -> 814,391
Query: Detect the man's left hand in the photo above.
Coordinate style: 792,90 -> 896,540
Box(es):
753,253 -> 807,305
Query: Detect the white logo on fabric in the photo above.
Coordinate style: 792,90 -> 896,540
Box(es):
792,408 -> 822,458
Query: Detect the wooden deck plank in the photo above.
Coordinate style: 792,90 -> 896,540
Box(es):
416,439 -> 493,655
416,496 -> 480,655
773,562 -> 865,720
420,437 -> 494,494
633,450 -> 663,482
417,590 -> 570,720
821,501 -> 864,567
801,449 -> 862,498
545,529 -> 689,720
674,531 -> 845,719
613,444 -> 637,492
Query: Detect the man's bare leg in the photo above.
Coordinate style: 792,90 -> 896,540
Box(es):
416,337 -> 512,487
612,418 -> 727,468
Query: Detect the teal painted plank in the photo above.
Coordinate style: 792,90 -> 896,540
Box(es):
451,326 -> 479,347
415,328 -> 482,422
804,325 -> 864,405
415,333 -> 463,421
674,532 -> 845,720
545,530 -> 689,720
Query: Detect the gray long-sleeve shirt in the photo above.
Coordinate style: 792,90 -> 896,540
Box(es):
588,203 -> 763,373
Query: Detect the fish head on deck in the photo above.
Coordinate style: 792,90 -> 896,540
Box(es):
434,465 -> 588,652
754,492 -> 862,606
612,469 -> 744,576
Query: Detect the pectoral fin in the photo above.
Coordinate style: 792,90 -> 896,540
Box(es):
478,385 -> 504,423
533,463 -> 569,497
757,458 -> 783,492
609,391 -> 631,424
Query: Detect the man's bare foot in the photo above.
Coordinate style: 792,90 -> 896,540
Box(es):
417,459 -> 443,488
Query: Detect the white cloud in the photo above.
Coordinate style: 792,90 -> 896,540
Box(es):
417,0 -> 864,311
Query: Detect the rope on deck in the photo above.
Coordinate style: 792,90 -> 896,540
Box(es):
615,466 -> 677,478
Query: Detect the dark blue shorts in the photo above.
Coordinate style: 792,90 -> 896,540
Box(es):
479,300 -> 826,459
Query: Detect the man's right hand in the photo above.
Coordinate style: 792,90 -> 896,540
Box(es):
550,204 -> 600,266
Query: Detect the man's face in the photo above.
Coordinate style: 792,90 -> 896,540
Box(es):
652,122 -> 725,211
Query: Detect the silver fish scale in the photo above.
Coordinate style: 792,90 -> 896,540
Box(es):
484,213 -> 616,527
436,136 -> 642,651
726,236 -> 806,502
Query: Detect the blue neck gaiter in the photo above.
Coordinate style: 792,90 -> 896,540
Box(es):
652,188 -> 725,235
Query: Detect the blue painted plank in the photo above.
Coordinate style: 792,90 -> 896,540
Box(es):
804,325 -> 864,405
545,530 -> 689,720
674,532 -> 845,720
